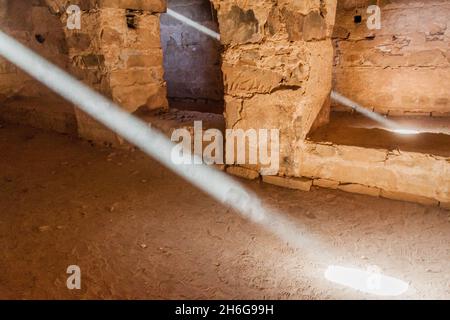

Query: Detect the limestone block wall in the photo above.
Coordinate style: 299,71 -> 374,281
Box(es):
160,0 -> 224,113
298,140 -> 450,208
0,0 -> 70,101
0,0 -> 169,143
212,0 -> 337,176
333,0 -> 450,116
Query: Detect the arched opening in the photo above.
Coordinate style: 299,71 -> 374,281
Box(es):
159,0 -> 224,114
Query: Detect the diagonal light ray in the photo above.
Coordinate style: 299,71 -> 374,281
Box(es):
166,8 -> 221,40
331,91 -> 420,135
0,29 -> 411,298
0,29 -> 317,254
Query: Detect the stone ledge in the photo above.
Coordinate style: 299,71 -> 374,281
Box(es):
338,183 -> 381,197
300,139 -> 450,206
381,190 -> 440,207
263,175 -> 312,192
313,178 -> 339,189
226,166 -> 260,180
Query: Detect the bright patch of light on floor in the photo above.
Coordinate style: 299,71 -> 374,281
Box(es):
390,129 -> 420,135
325,265 -> 409,297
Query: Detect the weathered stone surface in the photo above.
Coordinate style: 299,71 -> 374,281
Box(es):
222,63 -> 284,95
263,176 -> 312,192
333,0 -> 450,116
313,178 -> 339,189
0,98 -> 78,135
338,183 -> 381,197
218,5 -> 260,45
381,190 -> 440,207
298,140 -> 450,205
226,166 -> 260,180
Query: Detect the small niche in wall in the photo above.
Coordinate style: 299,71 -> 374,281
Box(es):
354,14 -> 362,24
35,34 -> 45,44
126,9 -> 142,29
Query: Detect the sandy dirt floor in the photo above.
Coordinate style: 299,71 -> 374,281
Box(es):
0,123 -> 449,300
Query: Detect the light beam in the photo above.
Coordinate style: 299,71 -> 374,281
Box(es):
0,29 -> 411,298
331,91 -> 420,135
166,9 -> 221,40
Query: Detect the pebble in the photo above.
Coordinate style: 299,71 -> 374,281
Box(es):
140,244 -> 148,249
109,203 -> 119,212
38,225 -> 51,232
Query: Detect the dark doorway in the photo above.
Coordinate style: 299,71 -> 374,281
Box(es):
160,0 -> 224,114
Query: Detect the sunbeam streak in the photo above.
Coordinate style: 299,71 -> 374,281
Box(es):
166,9 -> 221,40
0,29 -> 411,298
331,91 -> 420,135
0,29 -> 318,258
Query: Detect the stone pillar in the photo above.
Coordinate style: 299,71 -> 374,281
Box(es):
56,0 -> 168,144
211,0 -> 337,176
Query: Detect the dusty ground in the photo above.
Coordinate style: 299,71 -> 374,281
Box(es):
0,123 -> 449,300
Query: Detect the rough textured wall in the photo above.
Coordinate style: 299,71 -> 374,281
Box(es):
333,0 -> 450,116
0,0 -> 70,102
61,3 -> 168,142
1,0 -> 169,143
212,0 -> 337,176
160,0 -> 224,113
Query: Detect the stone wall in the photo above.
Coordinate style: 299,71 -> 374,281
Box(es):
298,140 -> 450,208
0,0 -> 168,142
160,0 -> 224,113
0,0 -> 70,102
333,0 -> 450,116
212,0 -> 337,176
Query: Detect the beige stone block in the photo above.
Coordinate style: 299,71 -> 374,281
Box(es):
336,145 -> 388,163
146,84 -> 169,110
338,183 -> 381,197
313,178 -> 339,189
222,63 -> 283,95
224,96 -> 243,129
126,54 -> 163,68
214,164 -> 226,172
381,190 -> 439,207
112,83 -> 167,112
226,166 -> 260,180
263,176 -> 312,192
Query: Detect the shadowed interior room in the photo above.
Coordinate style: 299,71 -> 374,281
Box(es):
0,0 -> 449,300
